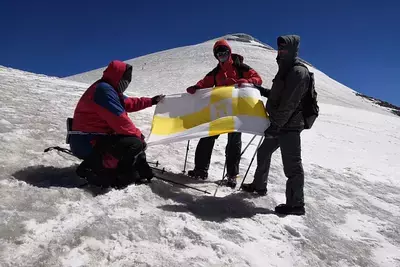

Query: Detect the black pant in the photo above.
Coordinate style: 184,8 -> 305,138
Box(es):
194,132 -> 242,177
253,131 -> 304,207
79,136 -> 151,188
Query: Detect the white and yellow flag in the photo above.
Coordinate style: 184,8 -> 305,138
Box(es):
147,84 -> 270,146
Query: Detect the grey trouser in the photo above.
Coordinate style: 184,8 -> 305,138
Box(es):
253,131 -> 304,206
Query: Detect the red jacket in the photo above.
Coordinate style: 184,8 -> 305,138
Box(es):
195,40 -> 262,88
70,60 -> 153,159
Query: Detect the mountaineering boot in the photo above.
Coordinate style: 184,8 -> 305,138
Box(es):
187,169 -> 208,180
76,160 -> 92,179
134,152 -> 154,182
241,183 -> 267,196
274,204 -> 305,216
226,175 -> 238,189
113,170 -> 147,189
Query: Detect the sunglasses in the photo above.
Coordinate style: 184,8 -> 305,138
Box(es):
216,50 -> 230,57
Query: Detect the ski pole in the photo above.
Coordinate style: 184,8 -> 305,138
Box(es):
240,134 -> 257,157
213,134 -> 257,197
213,160 -> 227,197
147,161 -> 159,167
239,136 -> 264,190
153,174 -> 211,194
182,140 -> 190,173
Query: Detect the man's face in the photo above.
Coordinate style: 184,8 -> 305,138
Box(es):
278,43 -> 288,58
215,46 -> 231,63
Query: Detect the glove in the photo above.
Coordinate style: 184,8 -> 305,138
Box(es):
254,84 -> 271,98
151,94 -> 165,105
186,85 -> 199,94
264,123 -> 280,137
140,134 -> 147,151
225,78 -> 237,86
237,79 -> 249,87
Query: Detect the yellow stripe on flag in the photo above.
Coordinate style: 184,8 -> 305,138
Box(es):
150,86 -> 267,137
232,97 -> 268,118
209,86 -> 234,136
210,86 -> 234,104
151,106 -> 211,135
209,117 -> 235,136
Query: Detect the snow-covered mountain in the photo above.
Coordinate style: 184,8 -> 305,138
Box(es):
67,33 -> 392,116
1,33 -> 399,267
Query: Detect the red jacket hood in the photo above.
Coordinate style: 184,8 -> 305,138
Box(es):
101,60 -> 127,89
213,39 -> 232,59
213,39 -> 231,52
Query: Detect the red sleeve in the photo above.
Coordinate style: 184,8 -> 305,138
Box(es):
124,97 -> 153,112
243,69 -> 263,86
97,106 -> 143,138
195,71 -> 216,89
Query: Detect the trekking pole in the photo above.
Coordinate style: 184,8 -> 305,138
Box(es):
213,160 -> 227,197
213,134 -> 257,197
239,136 -> 264,190
240,134 -> 257,157
182,140 -> 190,173
214,136 -> 229,196
147,161 -> 159,167
153,174 -> 211,194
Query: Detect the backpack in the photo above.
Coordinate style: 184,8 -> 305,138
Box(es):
294,62 -> 319,129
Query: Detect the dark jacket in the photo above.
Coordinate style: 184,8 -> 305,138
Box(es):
262,35 -> 310,130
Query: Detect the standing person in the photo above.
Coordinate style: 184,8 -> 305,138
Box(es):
242,35 -> 311,215
70,60 -> 165,189
186,39 -> 263,188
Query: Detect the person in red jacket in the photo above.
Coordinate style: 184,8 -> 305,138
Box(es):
186,39 -> 263,188
70,60 -> 164,189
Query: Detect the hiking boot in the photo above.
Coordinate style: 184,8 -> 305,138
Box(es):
226,175 -> 238,189
187,169 -> 208,180
76,161 -> 92,178
275,204 -> 305,216
241,183 -> 267,196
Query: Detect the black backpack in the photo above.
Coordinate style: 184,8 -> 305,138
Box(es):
294,62 -> 319,129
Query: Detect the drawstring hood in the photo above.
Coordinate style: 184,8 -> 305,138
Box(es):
101,60 -> 133,93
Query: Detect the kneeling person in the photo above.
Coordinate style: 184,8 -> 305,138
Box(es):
70,60 -> 164,188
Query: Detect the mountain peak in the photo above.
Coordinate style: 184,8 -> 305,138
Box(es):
214,33 -> 274,51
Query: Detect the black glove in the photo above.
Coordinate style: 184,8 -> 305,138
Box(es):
151,94 -> 166,105
254,84 -> 271,98
140,134 -> 147,151
186,85 -> 199,94
264,123 -> 280,137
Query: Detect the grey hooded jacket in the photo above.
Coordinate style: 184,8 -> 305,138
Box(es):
264,35 -> 310,130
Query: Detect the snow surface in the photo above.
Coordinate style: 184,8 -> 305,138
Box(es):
1,34 -> 400,267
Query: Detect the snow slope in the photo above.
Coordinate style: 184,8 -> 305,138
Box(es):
1,34 -> 400,267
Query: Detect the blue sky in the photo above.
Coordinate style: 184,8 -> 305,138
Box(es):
1,0 -> 399,105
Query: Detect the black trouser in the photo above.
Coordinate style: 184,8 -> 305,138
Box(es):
194,132 -> 242,177
79,136 -> 151,187
253,131 -> 304,207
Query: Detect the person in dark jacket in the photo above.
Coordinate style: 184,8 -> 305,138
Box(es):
241,35 -> 310,215
70,60 -> 165,189
186,39 -> 263,188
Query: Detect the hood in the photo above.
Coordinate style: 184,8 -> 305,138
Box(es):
101,60 -> 132,93
213,39 -> 232,59
277,35 -> 300,59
